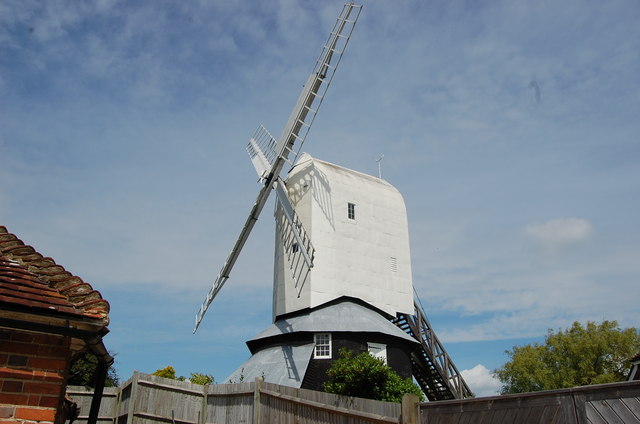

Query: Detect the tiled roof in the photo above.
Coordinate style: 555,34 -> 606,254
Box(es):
0,226 -> 109,326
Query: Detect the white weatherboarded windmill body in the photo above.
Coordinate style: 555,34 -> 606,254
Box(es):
194,3 -> 472,400
272,153 -> 414,320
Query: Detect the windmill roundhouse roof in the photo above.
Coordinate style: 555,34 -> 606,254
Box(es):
249,298 -> 418,350
0,226 -> 109,325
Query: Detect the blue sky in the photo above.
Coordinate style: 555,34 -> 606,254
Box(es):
1,0 -> 639,397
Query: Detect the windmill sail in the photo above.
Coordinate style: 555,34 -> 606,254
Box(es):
247,125 -> 278,182
273,2 -> 361,166
194,3 -> 362,333
274,179 -> 315,295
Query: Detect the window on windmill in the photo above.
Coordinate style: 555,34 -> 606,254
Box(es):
367,342 -> 387,364
347,202 -> 356,220
292,242 -> 299,253
314,333 -> 332,359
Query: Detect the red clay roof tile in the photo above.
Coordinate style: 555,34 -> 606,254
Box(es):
0,226 -> 109,326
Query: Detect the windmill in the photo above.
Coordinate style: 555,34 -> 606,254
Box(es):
194,3 -> 472,400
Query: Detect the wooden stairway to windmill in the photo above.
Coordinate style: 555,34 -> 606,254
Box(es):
395,300 -> 472,399
194,3 -> 472,401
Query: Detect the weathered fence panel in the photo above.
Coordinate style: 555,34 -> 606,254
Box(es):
258,381 -> 401,424
419,389 -> 576,423
66,386 -> 118,424
574,380 -> 640,423
205,381 -> 254,424
133,374 -> 204,424
418,380 -> 640,424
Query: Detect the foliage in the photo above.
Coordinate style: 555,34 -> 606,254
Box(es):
153,366 -> 180,380
494,320 -> 640,394
323,348 -> 424,402
152,366 -> 214,385
69,351 -> 119,388
151,365 -> 176,380
189,372 -> 214,385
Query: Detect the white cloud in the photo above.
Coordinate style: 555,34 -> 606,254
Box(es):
461,364 -> 502,397
524,218 -> 593,247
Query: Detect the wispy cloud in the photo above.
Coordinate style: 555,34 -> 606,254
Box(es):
524,218 -> 593,247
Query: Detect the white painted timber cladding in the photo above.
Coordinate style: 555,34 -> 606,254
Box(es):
273,153 -> 414,319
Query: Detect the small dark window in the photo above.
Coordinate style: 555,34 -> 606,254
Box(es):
348,203 -> 355,220
292,242 -> 299,253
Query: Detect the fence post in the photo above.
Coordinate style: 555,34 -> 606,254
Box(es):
126,371 -> 139,424
200,383 -> 208,424
114,382 -> 122,424
401,393 -> 419,424
253,377 -> 263,424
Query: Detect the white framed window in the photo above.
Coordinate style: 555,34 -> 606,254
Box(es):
314,333 -> 332,359
367,342 -> 387,364
348,202 -> 356,220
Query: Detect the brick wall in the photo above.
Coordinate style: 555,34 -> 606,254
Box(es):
0,327 -> 71,424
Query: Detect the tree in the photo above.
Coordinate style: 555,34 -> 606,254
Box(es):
68,351 -> 119,388
189,373 -> 214,385
323,348 -> 424,402
494,320 -> 640,394
152,366 -> 181,380
152,366 -> 214,385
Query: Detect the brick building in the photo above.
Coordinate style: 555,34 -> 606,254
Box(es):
0,226 -> 111,424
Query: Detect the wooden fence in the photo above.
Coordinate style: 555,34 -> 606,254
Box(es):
67,371 -> 403,424
68,374 -> 640,424
418,380 -> 640,423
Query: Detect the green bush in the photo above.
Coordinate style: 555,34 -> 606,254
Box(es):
324,348 -> 424,402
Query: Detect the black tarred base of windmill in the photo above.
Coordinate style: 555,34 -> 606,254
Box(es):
300,331 -> 415,391
226,297 -> 419,391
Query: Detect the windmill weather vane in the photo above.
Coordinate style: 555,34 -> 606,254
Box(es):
376,154 -> 384,178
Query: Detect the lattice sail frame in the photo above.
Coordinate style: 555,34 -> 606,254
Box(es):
274,179 -> 315,296
194,3 -> 362,333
